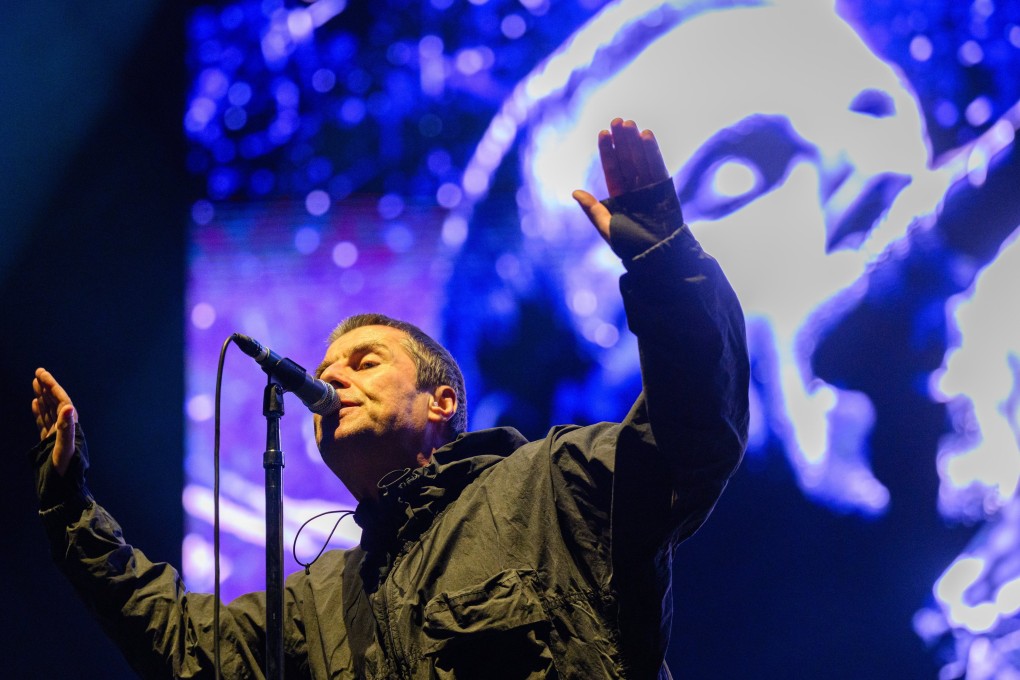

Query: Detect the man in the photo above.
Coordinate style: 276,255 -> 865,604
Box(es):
31,119 -> 749,678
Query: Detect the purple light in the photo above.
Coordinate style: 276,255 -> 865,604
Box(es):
501,14 -> 527,40
909,34 -> 933,62
436,182 -> 462,208
305,190 -> 331,216
966,96 -> 993,127
331,241 -> 358,268
958,40 -> 984,66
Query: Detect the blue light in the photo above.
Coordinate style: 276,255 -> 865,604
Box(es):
227,81 -> 252,106
294,226 -> 321,253
191,200 -> 215,226
207,167 -> 240,199
427,148 -> 451,176
339,97 -> 366,125
384,223 -> 414,252
377,193 -> 404,220
224,106 -> 247,131
311,68 -> 336,93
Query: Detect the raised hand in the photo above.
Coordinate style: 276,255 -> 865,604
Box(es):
32,368 -> 77,476
572,118 -> 670,243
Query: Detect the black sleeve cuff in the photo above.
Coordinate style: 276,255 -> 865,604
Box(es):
30,426 -> 92,511
603,178 -> 686,262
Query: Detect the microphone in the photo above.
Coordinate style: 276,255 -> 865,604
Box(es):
232,333 -> 340,416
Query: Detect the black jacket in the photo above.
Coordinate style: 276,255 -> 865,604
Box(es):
33,178 -> 749,678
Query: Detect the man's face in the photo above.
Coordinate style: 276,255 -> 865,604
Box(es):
313,324 -> 433,496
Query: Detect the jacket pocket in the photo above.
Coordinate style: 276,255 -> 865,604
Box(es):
421,569 -> 557,678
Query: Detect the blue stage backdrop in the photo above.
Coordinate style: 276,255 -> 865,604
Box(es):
184,0 -> 1020,676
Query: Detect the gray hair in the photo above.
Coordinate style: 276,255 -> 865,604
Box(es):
328,313 -> 467,438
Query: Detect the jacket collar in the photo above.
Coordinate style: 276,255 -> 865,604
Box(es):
353,427 -> 528,557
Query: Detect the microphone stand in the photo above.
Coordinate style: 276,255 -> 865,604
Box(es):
262,375 -> 285,680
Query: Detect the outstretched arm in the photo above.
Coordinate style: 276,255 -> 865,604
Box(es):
28,371 -> 308,678
557,118 -> 749,677
572,117 -> 749,544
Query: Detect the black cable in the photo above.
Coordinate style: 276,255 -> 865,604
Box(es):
213,335 -> 233,680
293,509 -> 355,573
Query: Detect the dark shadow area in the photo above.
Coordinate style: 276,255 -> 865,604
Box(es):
0,1 -> 187,675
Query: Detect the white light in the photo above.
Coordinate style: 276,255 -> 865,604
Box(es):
441,216 -> 468,247
331,241 -> 358,268
287,9 -> 313,40
570,289 -> 598,316
965,96 -> 993,128
958,40 -> 984,66
187,394 -> 214,422
593,323 -> 619,348
191,302 -> 216,329
909,35 -> 933,62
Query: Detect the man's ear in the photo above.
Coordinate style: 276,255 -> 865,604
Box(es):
427,385 -> 457,424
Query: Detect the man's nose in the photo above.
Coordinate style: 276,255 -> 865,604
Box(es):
319,363 -> 352,388
823,166 -> 911,252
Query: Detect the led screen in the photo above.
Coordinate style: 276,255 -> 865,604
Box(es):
185,0 -> 1020,674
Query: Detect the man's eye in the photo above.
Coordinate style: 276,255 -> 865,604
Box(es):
358,360 -> 379,370
677,114 -> 813,221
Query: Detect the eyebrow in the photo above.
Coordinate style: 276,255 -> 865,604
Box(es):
314,340 -> 392,379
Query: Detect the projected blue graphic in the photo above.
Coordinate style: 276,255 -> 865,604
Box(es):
185,0 -> 1020,675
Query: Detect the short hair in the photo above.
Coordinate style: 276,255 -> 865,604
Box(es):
328,313 -> 467,438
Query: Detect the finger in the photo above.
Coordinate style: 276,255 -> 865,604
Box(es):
31,386 -> 55,432
572,190 -> 612,244
34,370 -> 57,411
640,129 -> 669,184
53,403 -> 76,476
37,368 -> 72,407
32,398 -> 49,439
598,129 -> 624,197
611,119 -> 651,192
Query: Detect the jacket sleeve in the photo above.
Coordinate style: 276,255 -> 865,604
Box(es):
603,177 -> 750,551
30,429 -> 310,680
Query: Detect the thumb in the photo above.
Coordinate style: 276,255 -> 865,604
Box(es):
53,404 -> 76,476
572,190 -> 612,244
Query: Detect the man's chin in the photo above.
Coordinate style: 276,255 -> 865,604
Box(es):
318,426 -> 370,459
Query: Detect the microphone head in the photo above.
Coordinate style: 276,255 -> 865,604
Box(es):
306,381 -> 341,416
